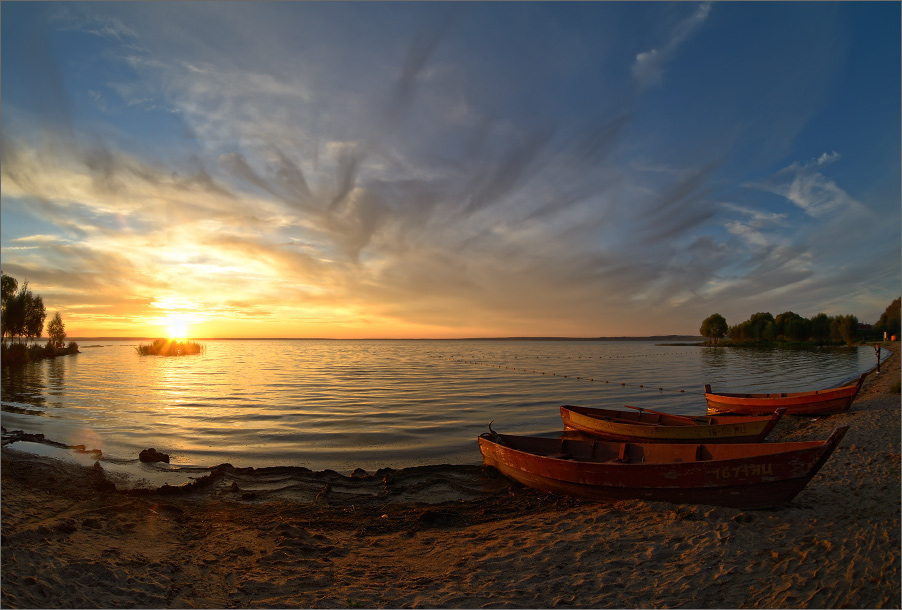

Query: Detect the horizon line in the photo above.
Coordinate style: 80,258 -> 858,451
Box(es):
69,335 -> 705,342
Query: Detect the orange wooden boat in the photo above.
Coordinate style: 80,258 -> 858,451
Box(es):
478,425 -> 848,509
560,405 -> 785,443
704,373 -> 867,416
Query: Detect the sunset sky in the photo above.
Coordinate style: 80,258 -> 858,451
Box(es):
2,2 -> 899,339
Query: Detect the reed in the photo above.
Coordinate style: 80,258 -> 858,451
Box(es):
1,341 -> 80,366
136,338 -> 205,356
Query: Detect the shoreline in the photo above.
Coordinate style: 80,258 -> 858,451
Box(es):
68,336 -> 706,341
2,347 -> 899,608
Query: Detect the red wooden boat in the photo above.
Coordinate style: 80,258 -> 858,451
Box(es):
704,373 -> 867,416
478,425 -> 848,509
560,405 -> 785,443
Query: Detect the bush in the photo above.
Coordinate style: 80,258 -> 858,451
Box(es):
1,343 -> 29,365
136,338 -> 205,356
1,339 -> 80,367
27,343 -> 46,362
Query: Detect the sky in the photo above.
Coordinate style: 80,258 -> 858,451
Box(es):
1,2 -> 900,339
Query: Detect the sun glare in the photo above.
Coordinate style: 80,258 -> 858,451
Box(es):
166,315 -> 190,339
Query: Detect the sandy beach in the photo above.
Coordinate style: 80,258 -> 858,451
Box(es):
2,345 -> 899,609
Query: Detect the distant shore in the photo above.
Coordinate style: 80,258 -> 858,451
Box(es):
1,344 -> 898,608
70,335 -> 706,342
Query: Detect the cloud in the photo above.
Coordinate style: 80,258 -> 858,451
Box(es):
720,203 -> 787,248
753,153 -> 862,218
384,6 -> 459,123
1,67 -> 733,336
3,3 -> 896,336
50,5 -> 138,43
11,234 -> 64,243
817,151 -> 840,166
783,173 -> 856,217
632,2 -> 712,88
0,4 -> 725,339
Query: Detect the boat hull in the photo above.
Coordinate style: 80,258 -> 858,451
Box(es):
479,428 -> 847,510
560,405 -> 783,443
704,373 -> 866,416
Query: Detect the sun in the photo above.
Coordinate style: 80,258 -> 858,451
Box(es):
165,315 -> 191,339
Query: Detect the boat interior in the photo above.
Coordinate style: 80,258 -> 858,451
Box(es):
563,405 -> 709,427
496,434 -> 825,465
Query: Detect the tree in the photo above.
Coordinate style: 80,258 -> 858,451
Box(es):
783,316 -> 811,342
699,313 -> 728,344
775,311 -> 810,341
810,313 -> 832,343
1,273 -> 18,343
762,321 -> 776,341
831,314 -> 858,345
747,312 -> 775,341
25,294 -> 46,343
875,297 -> 901,337
47,312 -> 66,348
1,273 -> 16,308
1,280 -> 47,344
3,281 -> 29,343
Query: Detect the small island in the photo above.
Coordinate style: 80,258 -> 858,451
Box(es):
136,338 -> 205,356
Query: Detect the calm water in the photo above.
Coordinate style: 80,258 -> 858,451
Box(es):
1,340 -> 882,473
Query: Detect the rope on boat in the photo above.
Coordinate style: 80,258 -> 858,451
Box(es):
428,354 -> 707,396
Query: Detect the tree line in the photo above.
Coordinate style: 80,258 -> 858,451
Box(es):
1,272 -> 70,351
700,297 -> 901,346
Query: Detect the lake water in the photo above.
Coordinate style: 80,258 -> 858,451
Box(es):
0,339 -> 883,474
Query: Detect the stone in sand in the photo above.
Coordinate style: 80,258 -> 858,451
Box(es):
139,448 -> 170,463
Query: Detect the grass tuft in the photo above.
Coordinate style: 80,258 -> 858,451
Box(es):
136,338 -> 205,356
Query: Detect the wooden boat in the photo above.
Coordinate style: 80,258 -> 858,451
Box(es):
560,405 -> 785,443
478,425 -> 848,509
704,373 -> 867,416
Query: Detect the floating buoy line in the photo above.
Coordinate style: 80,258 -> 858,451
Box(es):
429,353 -> 705,396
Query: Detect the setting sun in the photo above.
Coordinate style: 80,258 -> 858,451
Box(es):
166,315 -> 191,339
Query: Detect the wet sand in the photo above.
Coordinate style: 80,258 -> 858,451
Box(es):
2,345 -> 899,608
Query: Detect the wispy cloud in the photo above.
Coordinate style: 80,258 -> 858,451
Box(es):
632,2 -> 712,88
50,5 -> 138,43
753,153 -> 863,218
721,203 -> 787,248
2,3 -> 898,336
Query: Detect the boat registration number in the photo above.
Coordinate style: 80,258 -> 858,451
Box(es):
713,463 -> 774,479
